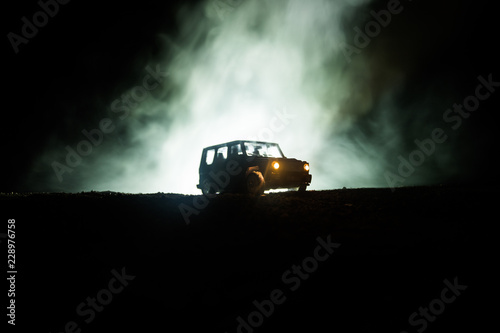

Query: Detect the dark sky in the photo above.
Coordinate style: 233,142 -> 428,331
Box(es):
3,0 -> 499,192
4,0 -> 190,190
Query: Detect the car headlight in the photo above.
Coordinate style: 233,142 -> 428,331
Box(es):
304,163 -> 310,172
272,161 -> 280,170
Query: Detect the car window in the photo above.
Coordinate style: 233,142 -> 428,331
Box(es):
216,146 -> 228,160
244,142 -> 258,156
267,144 -> 282,158
244,142 -> 283,158
230,144 -> 243,155
205,149 -> 215,165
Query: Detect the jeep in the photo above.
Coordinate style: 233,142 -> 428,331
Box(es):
197,140 -> 312,195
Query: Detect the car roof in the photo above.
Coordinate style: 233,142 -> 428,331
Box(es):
202,140 -> 280,150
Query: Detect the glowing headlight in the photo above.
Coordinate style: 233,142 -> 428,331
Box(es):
272,162 -> 280,170
304,163 -> 310,172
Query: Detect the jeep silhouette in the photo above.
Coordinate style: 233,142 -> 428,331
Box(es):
197,140 -> 312,195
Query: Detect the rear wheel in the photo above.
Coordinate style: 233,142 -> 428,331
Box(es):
246,172 -> 265,195
201,180 -> 218,197
298,184 -> 307,192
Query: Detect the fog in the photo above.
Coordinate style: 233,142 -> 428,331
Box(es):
28,0 -> 470,194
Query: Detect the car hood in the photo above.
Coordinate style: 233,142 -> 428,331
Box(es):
266,157 -> 308,172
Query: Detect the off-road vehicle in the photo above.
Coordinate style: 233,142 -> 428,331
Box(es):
197,140 -> 312,195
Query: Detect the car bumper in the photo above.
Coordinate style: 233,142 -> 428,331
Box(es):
265,172 -> 312,189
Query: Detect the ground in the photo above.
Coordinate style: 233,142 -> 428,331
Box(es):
1,185 -> 495,332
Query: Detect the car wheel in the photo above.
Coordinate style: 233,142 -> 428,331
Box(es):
298,184 -> 307,192
246,172 -> 264,195
202,180 -> 218,197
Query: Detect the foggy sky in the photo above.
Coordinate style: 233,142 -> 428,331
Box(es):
3,0 -> 499,193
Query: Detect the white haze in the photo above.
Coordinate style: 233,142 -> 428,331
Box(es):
30,0 -> 462,194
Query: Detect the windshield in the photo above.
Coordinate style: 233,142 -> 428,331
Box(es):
244,142 -> 283,158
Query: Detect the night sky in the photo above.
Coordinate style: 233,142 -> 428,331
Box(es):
3,0 -> 499,193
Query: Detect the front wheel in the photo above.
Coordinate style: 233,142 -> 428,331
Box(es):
246,172 -> 265,195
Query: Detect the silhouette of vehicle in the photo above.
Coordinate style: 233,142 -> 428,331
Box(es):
197,140 -> 312,195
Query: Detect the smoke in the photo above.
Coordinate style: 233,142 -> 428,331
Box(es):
27,0 -> 469,193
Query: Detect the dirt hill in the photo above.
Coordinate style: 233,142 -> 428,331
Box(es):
1,185 -> 495,332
